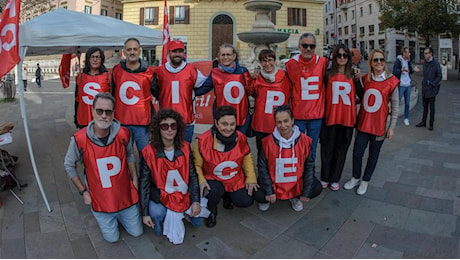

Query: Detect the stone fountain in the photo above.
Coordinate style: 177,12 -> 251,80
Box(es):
237,0 -> 289,69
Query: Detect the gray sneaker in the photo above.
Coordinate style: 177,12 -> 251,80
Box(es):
258,203 -> 270,211
344,177 -> 360,190
289,198 -> 303,212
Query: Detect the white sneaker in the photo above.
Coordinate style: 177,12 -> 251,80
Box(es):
289,198 -> 303,212
343,177 -> 360,190
320,181 -> 329,189
357,181 -> 369,195
404,119 -> 410,126
258,202 -> 270,211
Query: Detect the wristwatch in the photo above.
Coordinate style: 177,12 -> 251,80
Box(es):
79,188 -> 87,196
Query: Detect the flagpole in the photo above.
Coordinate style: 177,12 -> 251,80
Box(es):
161,0 -> 170,65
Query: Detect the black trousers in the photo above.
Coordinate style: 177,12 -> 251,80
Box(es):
421,96 -> 436,127
206,180 -> 266,211
320,124 -> 354,183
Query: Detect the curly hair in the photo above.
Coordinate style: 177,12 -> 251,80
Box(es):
150,109 -> 185,150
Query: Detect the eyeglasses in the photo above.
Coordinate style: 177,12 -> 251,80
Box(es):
372,58 -> 385,63
274,104 -> 291,113
94,108 -> 114,116
301,44 -> 316,49
90,55 -> 101,60
160,123 -> 178,131
424,52 -> 431,55
336,53 -> 349,59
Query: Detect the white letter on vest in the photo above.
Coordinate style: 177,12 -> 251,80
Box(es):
265,91 -> 285,113
332,81 -> 351,105
214,161 -> 238,180
82,82 -> 101,105
301,76 -> 320,100
119,81 -> 140,105
223,81 -> 244,104
171,81 -> 180,104
96,156 -> 121,188
275,157 -> 298,183
165,170 -> 188,194
363,89 -> 382,113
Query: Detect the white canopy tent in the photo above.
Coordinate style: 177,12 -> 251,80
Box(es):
17,8 -> 163,212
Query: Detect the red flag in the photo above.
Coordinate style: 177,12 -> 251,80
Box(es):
0,0 -> 21,78
59,54 -> 72,88
161,0 -> 170,65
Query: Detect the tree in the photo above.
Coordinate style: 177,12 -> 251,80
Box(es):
0,0 -> 52,23
380,0 -> 460,46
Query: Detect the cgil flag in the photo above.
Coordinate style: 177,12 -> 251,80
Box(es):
58,54 -> 74,88
0,0 -> 21,79
161,0 -> 170,65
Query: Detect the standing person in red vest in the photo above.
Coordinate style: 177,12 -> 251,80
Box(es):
112,38 -> 156,152
344,49 -> 399,195
152,40 -> 207,143
320,44 -> 363,191
257,105 -> 322,212
284,33 -> 328,169
139,109 -> 201,244
64,92 -> 142,243
74,47 -> 111,128
251,49 -> 291,153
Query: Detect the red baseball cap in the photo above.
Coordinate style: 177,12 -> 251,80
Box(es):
168,40 -> 185,51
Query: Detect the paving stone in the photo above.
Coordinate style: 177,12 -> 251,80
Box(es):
70,236 -> 98,259
39,201 -> 65,233
321,218 -> 375,258
415,187 -> 456,200
312,251 -> 335,259
61,202 -> 87,240
384,189 -> 421,209
196,236 -> 245,258
122,232 -> 163,259
23,211 -> 40,233
398,171 -> 434,189
433,175 -> 458,192
250,234 -> 318,258
404,209 -> 457,237
383,181 -> 418,194
240,214 -> 286,240
1,215 -> 24,240
354,242 -> 403,259
1,238 -> 26,258
165,243 -> 207,259
25,230 -> 74,258
454,198 -> 460,217
95,241 -> 135,258
351,199 -> 411,229
418,196 -> 453,215
445,162 -> 460,170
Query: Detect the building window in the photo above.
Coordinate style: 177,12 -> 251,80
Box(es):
287,8 -> 306,26
369,24 -> 374,34
369,40 -> 375,50
344,12 -> 347,22
360,7 -> 363,17
169,6 -> 190,24
100,9 -> 108,16
359,26 -> 365,35
351,24 -> 356,33
369,4 -> 372,15
326,18 -> 328,26
140,7 -> 159,25
84,5 -> 92,14
344,26 -> 349,35
338,27 -> 342,36
338,15 -> 341,23
352,10 -> 355,19
115,12 -> 122,20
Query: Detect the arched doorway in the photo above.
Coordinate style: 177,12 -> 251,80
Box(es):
211,14 -> 233,60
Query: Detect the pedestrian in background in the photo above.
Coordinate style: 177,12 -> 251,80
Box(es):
35,63 -> 42,88
22,67 -> 28,92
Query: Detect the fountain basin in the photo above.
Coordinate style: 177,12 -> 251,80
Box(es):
244,0 -> 283,12
238,31 -> 289,44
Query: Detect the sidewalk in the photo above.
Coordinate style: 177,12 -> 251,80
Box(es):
0,69 -> 459,258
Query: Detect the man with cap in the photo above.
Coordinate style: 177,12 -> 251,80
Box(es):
152,40 -> 207,142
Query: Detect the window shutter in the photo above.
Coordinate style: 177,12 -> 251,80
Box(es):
140,8 -> 144,25
287,8 -> 292,26
154,7 -> 159,25
170,6 -> 175,24
185,6 -> 190,24
302,8 -> 307,26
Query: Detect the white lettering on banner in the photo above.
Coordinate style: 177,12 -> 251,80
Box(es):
275,157 -> 298,183
96,156 -> 121,188
119,81 -> 140,105
196,94 -> 211,107
265,91 -> 285,113
363,89 -> 382,113
165,170 -> 188,194
82,82 -> 101,105
1,24 -> 15,52
171,81 -> 179,104
214,161 -> 238,180
223,81 -> 244,104
332,81 -> 351,105
300,76 -> 320,100
4,0 -> 17,18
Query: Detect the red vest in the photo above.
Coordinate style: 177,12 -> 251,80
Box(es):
286,55 -> 328,120
212,69 -> 250,126
141,143 -> 191,213
325,73 -> 357,127
197,130 -> 249,192
262,134 -> 312,199
112,64 -> 155,126
252,70 -> 291,133
74,127 -> 139,213
155,64 -> 198,124
75,72 -> 111,127
357,75 -> 399,136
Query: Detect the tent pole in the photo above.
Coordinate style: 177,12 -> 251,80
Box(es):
17,50 -> 53,213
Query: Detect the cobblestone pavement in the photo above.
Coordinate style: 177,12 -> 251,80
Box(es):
0,65 -> 459,258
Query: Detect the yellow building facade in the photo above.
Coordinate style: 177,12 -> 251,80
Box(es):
122,0 -> 325,62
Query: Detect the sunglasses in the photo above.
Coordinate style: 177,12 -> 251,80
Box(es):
94,109 -> 114,116
372,58 -> 385,63
160,123 -> 178,131
336,53 -> 349,59
301,43 -> 316,49
274,104 -> 291,113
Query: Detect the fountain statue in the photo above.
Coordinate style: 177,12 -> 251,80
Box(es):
237,0 -> 289,70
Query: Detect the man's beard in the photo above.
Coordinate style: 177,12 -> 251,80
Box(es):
95,119 -> 111,130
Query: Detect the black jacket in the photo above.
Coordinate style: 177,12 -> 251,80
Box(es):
139,146 -> 200,216
422,58 -> 442,99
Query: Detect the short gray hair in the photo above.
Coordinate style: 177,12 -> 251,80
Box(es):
299,32 -> 316,44
93,92 -> 115,110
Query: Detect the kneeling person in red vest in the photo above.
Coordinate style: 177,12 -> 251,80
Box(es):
257,105 -> 322,212
64,92 -> 142,243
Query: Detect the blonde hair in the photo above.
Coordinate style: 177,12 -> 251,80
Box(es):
366,49 -> 392,82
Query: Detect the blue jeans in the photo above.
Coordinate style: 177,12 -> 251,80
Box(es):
294,118 -> 322,163
352,131 -> 385,182
125,125 -> 149,152
184,124 -> 194,143
399,85 -> 411,119
91,204 -> 143,243
148,200 -> 201,235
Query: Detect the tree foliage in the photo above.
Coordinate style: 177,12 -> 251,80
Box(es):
380,0 -> 460,46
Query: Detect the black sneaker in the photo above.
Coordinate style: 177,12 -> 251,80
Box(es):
416,122 -> 426,127
205,209 -> 217,228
